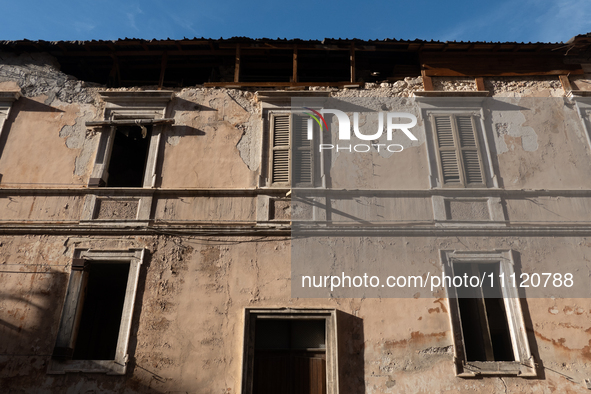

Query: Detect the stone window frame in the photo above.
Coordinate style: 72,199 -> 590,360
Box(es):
570,95 -> 591,153
241,308 -> 339,394
440,250 -> 536,377
48,248 -> 145,375
0,91 -> 20,182
80,192 -> 153,224
418,97 -> 498,189
0,91 -> 20,143
255,92 -> 330,225
88,91 -> 174,188
257,91 -> 330,190
82,91 -> 173,224
261,108 -> 323,188
431,196 -> 507,226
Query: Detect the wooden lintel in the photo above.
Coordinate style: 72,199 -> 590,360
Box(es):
203,81 -> 363,88
234,45 -> 241,83
475,77 -> 485,91
292,46 -> 298,83
158,52 -> 168,90
559,75 -> 573,93
423,68 -> 585,77
350,43 -> 356,83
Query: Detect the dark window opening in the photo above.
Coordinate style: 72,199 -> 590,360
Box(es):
241,50 -> 293,82
254,319 -> 326,394
298,50 -> 349,83
455,263 -> 515,362
106,125 -> 151,187
72,262 -> 130,360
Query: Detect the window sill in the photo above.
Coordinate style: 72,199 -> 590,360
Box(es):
47,358 -> 127,375
457,360 -> 537,378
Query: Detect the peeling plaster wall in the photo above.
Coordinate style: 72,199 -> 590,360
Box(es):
0,52 -> 99,105
0,52 -> 102,187
159,88 -> 260,188
0,69 -> 589,191
0,97 -> 99,187
489,98 -> 591,189
326,97 -> 428,190
0,235 -> 590,393
1,54 -> 591,393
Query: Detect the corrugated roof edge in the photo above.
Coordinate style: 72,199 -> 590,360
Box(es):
2,34 -> 588,46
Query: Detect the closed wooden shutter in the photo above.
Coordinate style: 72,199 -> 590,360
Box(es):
270,113 -> 314,186
271,114 -> 290,184
457,116 -> 484,185
292,114 -> 313,186
432,114 -> 485,187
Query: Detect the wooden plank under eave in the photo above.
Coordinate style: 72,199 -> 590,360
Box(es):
422,75 -> 434,91
158,52 -> 168,90
559,75 -> 573,93
234,44 -> 241,83
203,81 -> 363,88
475,77 -> 485,91
423,68 -> 585,77
350,43 -> 356,83
293,46 -> 298,83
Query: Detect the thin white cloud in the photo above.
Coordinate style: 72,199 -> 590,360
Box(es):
533,0 -> 591,42
74,21 -> 95,33
126,4 -> 143,31
167,13 -> 197,35
435,0 -> 590,43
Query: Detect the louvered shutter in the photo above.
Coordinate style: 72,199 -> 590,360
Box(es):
292,114 -> 313,186
456,116 -> 484,185
434,116 -> 461,185
271,114 -> 290,184
432,114 -> 485,187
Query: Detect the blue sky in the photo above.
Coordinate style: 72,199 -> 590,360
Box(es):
1,0 -> 590,43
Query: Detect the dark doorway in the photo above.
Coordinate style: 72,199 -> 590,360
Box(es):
253,319 -> 327,394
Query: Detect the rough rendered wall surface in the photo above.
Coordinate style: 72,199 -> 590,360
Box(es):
159,88 -> 260,188
0,235 -> 589,393
1,53 -> 591,393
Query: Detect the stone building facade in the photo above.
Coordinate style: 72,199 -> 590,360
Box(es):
0,35 -> 590,393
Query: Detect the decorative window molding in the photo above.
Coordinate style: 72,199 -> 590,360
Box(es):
256,195 -> 292,223
259,109 -> 324,189
48,248 -> 145,375
83,91 -> 173,223
570,96 -> 591,153
440,250 -> 536,377
0,90 -> 20,142
417,97 -> 497,189
241,309 -> 338,394
87,91 -> 174,188
432,196 -> 506,225
80,192 -> 153,224
257,92 -> 329,189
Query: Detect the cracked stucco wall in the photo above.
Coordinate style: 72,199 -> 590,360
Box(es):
0,52 -> 102,186
1,58 -> 590,191
0,55 -> 591,393
159,88 -> 260,188
0,235 -> 590,393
